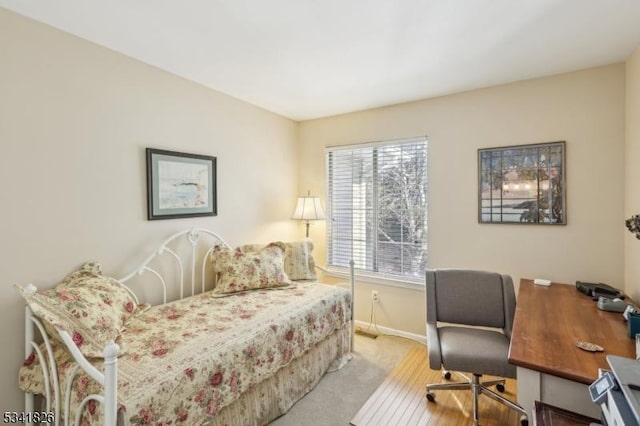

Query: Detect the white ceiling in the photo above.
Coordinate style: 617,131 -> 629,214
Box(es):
3,0 -> 640,121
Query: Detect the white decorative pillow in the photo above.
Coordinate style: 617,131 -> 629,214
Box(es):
15,262 -> 137,358
211,242 -> 292,295
238,240 -> 317,281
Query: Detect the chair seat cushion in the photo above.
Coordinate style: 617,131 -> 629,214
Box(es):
438,326 -> 516,378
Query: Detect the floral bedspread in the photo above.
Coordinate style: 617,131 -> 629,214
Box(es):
19,283 -> 352,425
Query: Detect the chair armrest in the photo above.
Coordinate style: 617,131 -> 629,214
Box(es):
426,322 -> 442,371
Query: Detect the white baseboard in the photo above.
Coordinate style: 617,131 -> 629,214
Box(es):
354,320 -> 426,344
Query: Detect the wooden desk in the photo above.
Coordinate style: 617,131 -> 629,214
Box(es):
508,279 -> 635,418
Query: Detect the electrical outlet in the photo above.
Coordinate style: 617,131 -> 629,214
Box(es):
371,290 -> 380,303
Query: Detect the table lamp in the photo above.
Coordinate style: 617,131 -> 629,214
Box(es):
292,190 -> 326,238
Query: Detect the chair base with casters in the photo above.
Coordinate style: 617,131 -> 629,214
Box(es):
426,371 -> 527,425
430,369 -> 506,393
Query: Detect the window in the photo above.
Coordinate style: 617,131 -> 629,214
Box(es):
326,137 -> 428,283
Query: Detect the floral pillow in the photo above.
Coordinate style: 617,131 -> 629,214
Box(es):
282,240 -> 317,281
239,240 -> 317,281
15,262 -> 138,358
210,242 -> 292,295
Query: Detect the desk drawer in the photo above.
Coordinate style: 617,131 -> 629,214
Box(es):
534,401 -> 601,426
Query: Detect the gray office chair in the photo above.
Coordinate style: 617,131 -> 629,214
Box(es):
425,269 -> 528,425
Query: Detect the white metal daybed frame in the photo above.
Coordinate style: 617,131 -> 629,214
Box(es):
21,228 -> 355,426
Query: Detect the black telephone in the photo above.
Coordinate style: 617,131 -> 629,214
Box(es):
575,281 -> 624,300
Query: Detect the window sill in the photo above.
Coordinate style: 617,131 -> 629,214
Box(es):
321,267 -> 425,291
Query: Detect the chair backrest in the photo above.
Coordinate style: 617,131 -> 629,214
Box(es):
426,269 -> 516,338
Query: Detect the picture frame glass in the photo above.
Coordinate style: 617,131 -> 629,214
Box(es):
478,141 -> 565,224
147,148 -> 217,220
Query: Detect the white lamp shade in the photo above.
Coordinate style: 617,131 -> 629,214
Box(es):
292,195 -> 326,221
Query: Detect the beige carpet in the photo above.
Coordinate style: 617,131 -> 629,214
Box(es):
270,334 -> 422,426
350,347 -> 520,426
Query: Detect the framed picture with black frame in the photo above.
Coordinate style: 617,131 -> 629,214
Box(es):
146,148 -> 217,220
478,141 -> 566,224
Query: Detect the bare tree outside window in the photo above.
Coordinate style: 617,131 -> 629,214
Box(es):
327,138 -> 428,282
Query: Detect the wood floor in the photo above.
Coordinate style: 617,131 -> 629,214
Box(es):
350,347 -> 521,426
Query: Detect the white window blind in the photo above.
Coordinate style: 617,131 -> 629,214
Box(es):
326,137 -> 428,282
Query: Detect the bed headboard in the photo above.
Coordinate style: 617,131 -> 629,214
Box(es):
118,228 -> 231,304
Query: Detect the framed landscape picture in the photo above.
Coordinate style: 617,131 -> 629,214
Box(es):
478,141 -> 565,224
146,148 -> 217,220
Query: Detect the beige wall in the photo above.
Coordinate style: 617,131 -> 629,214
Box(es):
0,10 -> 299,412
299,64 -> 626,336
1,6 -> 635,414
626,45 -> 640,301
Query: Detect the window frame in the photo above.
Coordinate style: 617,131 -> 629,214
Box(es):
324,136 -> 428,286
